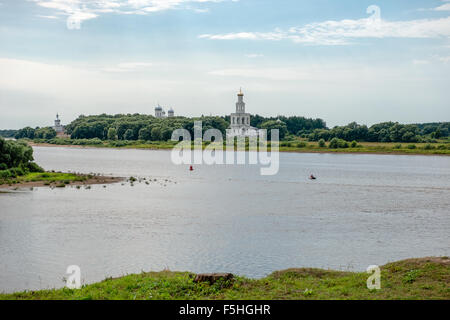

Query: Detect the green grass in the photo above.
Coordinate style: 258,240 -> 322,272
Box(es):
0,172 -> 89,186
1,257 -> 448,300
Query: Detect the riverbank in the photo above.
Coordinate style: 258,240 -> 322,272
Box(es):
1,257 -> 449,300
26,139 -> 450,156
0,171 -> 123,189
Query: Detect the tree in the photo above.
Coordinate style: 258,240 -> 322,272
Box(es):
0,137 -> 42,175
329,138 -> 339,149
138,127 -> 152,141
124,129 -> 135,140
107,127 -> 118,140
35,127 -> 57,139
260,120 -> 288,140
151,127 -> 161,141
318,139 -> 326,147
434,128 -> 442,139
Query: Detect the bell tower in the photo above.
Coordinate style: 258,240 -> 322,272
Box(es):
235,88 -> 245,113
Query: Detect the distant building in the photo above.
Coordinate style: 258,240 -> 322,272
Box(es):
155,104 -> 174,118
229,89 -> 259,137
53,113 -> 65,134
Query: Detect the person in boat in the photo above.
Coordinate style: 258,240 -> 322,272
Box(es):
309,174 -> 316,180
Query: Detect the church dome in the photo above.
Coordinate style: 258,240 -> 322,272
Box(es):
155,105 -> 162,110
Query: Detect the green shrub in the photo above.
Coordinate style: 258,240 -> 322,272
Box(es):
330,138 -> 349,149
351,141 -> 358,148
423,144 -> 434,150
329,138 -> 339,149
10,167 -> 25,177
318,139 -> 326,148
0,169 -> 12,179
25,162 -> 44,173
393,144 -> 402,149
407,144 -> 416,149
280,142 -> 292,147
296,142 -> 307,148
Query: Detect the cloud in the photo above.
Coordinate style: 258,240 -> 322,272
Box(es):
245,53 -> 264,58
438,55 -> 450,63
36,15 -> 60,19
199,6 -> 450,45
208,68 -> 311,81
102,62 -> 154,72
434,0 -> 450,12
29,0 -> 234,28
413,59 -> 430,65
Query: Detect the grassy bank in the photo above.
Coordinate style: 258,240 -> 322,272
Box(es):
26,138 -> 450,155
0,171 -> 122,188
1,257 -> 449,300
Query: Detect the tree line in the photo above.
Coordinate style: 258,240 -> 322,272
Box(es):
62,114 -> 326,141
13,126 -> 57,140
3,113 -> 449,143
307,121 -> 449,143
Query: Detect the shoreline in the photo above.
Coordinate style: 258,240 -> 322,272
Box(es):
1,257 -> 449,300
0,173 -> 124,190
27,141 -> 450,157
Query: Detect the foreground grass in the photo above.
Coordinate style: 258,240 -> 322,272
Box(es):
2,257 -> 449,300
27,138 -> 450,155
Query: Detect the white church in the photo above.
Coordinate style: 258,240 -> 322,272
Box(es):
53,113 -> 64,134
155,104 -> 174,118
228,89 -> 259,137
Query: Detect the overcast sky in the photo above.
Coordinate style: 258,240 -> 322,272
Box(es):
1,0 -> 450,129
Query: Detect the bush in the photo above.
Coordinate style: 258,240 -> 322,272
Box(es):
329,138 -> 339,149
25,162 -> 44,173
318,139 -> 326,148
423,144 -> 434,150
0,169 -> 13,179
330,138 -> 349,149
393,144 -> 402,149
407,144 -> 416,149
296,142 -> 307,148
351,141 -> 358,148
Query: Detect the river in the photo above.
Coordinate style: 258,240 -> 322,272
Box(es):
0,146 -> 449,292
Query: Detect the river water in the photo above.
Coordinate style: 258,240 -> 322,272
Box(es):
0,146 -> 449,292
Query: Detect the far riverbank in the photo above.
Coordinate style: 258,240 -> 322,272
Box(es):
26,139 -> 450,156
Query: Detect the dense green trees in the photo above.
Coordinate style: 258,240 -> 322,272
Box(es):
0,130 -> 17,138
260,120 -> 288,140
9,112 -> 449,144
62,114 -> 230,142
251,115 -> 326,136
14,127 -> 56,140
308,122 -> 449,143
0,137 -> 43,179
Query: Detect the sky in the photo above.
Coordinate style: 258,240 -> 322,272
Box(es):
0,0 -> 449,129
